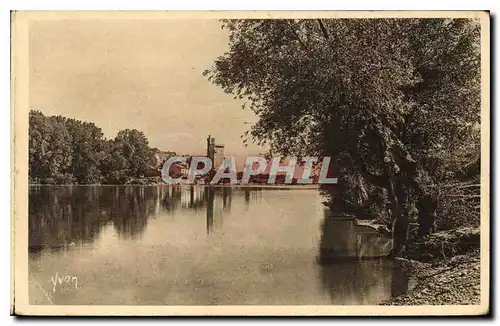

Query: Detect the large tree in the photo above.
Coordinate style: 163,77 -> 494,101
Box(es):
204,18 -> 480,254
64,117 -> 105,184
114,129 -> 156,178
29,110 -> 74,183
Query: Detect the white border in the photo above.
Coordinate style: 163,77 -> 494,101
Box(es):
3,1 -> 498,325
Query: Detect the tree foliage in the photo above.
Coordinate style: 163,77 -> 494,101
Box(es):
114,129 -> 156,178
29,110 -> 74,184
28,110 -> 159,184
204,18 -> 481,252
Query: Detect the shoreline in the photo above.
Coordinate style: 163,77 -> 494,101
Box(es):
382,250 -> 480,305
28,183 -> 321,189
382,227 -> 481,306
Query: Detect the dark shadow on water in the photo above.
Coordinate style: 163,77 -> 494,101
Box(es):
390,264 -> 410,298
317,215 -> 411,303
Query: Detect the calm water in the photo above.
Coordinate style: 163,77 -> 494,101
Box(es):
28,185 -> 410,305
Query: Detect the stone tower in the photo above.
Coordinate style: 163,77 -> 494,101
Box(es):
207,134 -> 215,163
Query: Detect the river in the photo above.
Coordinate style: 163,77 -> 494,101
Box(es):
28,185 -> 410,305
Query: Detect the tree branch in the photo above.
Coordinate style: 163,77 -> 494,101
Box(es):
285,20 -> 311,56
317,19 -> 330,40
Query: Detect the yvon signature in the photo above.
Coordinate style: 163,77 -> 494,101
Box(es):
50,272 -> 78,292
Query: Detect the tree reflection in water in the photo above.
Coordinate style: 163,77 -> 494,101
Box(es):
317,213 -> 411,302
28,186 -> 410,304
29,185 -> 246,253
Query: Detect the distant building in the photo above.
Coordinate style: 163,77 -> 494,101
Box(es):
214,145 -> 224,168
206,134 -> 224,169
154,150 -> 177,167
207,135 -> 215,162
169,162 -> 189,178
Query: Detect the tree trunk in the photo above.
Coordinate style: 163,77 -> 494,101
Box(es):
417,194 -> 436,238
389,178 -> 409,257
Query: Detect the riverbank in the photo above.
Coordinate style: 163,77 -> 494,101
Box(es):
382,227 -> 481,305
29,180 -> 321,189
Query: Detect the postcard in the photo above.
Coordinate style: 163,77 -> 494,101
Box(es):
11,10 -> 490,316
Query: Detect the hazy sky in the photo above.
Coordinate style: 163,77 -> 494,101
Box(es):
29,18 -> 266,158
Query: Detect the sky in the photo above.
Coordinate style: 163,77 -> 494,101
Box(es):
29,18 -> 267,160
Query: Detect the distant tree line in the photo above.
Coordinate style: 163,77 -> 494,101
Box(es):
29,110 -> 160,184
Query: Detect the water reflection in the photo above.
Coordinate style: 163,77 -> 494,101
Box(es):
317,213 -> 410,301
29,186 -> 265,253
29,186 -> 410,305
390,264 -> 411,298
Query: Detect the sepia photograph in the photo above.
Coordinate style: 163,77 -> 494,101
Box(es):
11,11 -> 490,316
